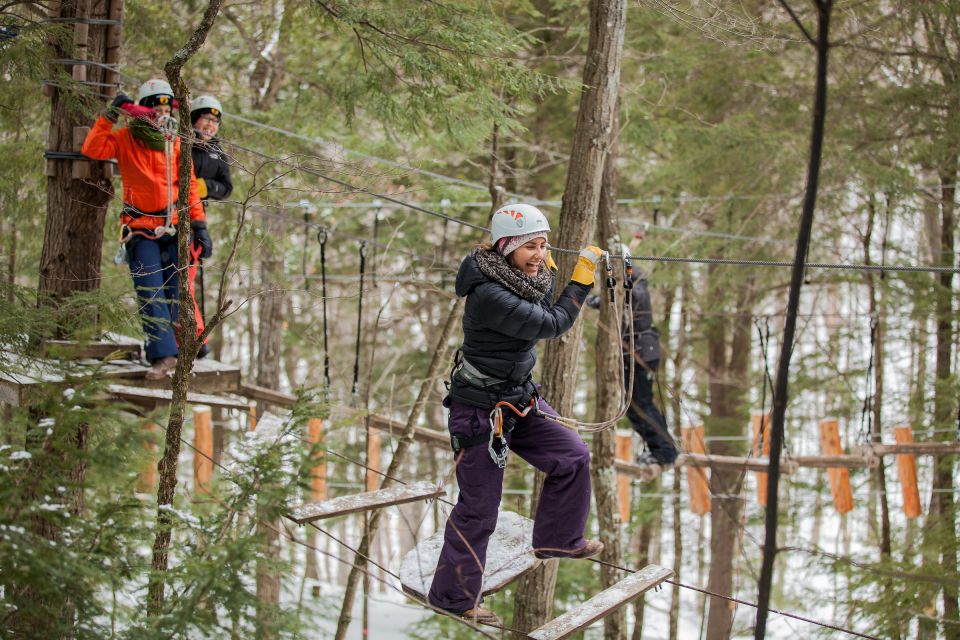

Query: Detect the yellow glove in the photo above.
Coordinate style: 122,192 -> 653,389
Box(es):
196,178 -> 208,199
546,251 -> 558,272
571,245 -> 603,286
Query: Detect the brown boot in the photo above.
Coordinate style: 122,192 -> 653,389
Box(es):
145,356 -> 177,381
459,607 -> 502,627
535,538 -> 604,560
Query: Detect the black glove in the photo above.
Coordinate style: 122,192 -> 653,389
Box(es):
105,92 -> 134,123
191,221 -> 213,259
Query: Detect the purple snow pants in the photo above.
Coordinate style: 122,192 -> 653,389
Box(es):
427,398 -> 592,612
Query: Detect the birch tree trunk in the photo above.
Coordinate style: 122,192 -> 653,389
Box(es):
513,0 -> 626,630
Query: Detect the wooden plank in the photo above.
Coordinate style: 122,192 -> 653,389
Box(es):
44,337 -> 141,361
366,430 -> 382,492
615,432 -> 632,523
528,564 -> 673,640
368,414 -> 449,448
682,426 -> 711,515
308,418 -> 327,501
288,480 -> 443,525
894,425 -> 922,519
752,413 -> 771,506
613,460 -> 665,482
872,442 -> 960,456
193,407 -> 213,494
239,382 -> 297,407
140,357 -> 241,394
137,421 -> 157,492
790,454 -> 876,469
819,418 -> 853,514
105,384 -> 251,411
400,510 -> 540,600
677,453 -> 786,474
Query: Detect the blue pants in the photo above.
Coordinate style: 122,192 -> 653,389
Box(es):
127,234 -> 179,362
427,398 -> 592,612
624,356 -> 677,462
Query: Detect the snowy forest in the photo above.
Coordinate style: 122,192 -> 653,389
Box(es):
1,1 -> 958,639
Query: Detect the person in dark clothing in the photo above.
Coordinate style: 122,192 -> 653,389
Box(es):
427,203 -> 604,627
189,95 -> 231,358
190,95 -> 232,202
588,231 -> 678,465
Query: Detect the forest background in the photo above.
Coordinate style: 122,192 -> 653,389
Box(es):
0,1 -> 958,639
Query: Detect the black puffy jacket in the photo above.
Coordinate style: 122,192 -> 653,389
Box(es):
191,138 -> 233,201
449,252 -> 591,408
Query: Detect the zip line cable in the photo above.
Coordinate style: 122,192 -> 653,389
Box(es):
219,139 -> 960,275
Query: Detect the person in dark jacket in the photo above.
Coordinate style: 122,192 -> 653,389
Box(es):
189,95 -> 231,358
588,231 -> 677,465
190,95 -> 232,202
427,203 -> 604,627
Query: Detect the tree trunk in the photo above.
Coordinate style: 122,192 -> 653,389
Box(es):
704,272 -> 753,640
255,216 -> 286,638
147,0 -> 223,617
921,168 -> 958,640
590,125 -> 626,639
514,0 -> 626,630
10,2 -> 120,635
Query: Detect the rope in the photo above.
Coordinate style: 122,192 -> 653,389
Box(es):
318,229 -> 331,391
351,241 -> 367,398
858,314 -> 879,444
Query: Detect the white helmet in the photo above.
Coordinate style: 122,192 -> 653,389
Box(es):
137,78 -> 173,105
191,95 -> 223,121
490,203 -> 551,244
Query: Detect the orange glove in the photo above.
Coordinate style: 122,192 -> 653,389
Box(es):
196,178 -> 208,199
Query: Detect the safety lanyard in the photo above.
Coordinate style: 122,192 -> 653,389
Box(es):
318,229 -> 331,391
351,241 -> 367,398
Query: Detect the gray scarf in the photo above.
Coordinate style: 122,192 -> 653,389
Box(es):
473,247 -> 553,303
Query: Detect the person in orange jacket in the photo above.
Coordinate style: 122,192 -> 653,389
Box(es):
82,78 -> 211,381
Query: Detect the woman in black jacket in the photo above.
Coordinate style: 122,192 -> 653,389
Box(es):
427,203 -> 604,626
188,95 -> 232,358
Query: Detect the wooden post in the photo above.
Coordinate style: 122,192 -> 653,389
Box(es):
309,417 -> 327,501
682,425 -> 710,515
138,422 -> 157,492
615,431 -> 632,523
818,418 -> 853,513
248,401 -> 257,431
366,431 -> 381,492
752,413 -> 771,506
894,425 -> 922,519
193,406 -> 213,494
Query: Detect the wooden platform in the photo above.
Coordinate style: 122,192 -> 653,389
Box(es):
0,351 -> 242,406
529,564 -> 673,640
288,480 -> 443,524
400,510 -> 541,600
43,333 -> 142,361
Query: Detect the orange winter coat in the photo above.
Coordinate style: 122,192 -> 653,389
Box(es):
82,115 -> 204,230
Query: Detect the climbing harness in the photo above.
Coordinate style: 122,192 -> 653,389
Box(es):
351,241 -> 367,400
114,114 -> 180,263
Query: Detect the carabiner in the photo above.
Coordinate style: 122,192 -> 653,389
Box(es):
603,251 -> 617,302
487,406 -> 509,468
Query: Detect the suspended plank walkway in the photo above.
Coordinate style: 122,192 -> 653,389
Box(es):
400,510 -> 541,600
529,564 -> 673,640
106,383 -> 251,411
288,480 -> 443,524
